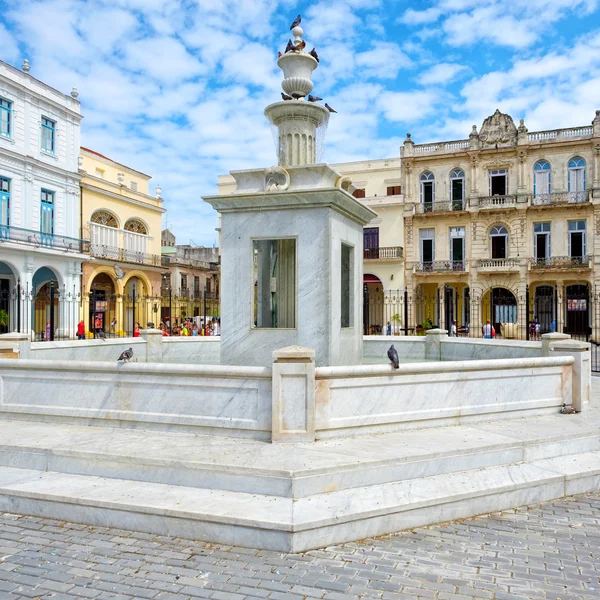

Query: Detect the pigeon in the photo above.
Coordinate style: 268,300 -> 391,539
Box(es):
387,344 -> 399,369
96,329 -> 106,341
294,40 -> 306,52
560,403 -> 578,414
308,95 -> 322,102
325,103 -> 337,113
291,92 -> 305,99
309,47 -> 319,62
590,339 -> 600,347
281,92 -> 293,101
118,347 -> 133,362
290,14 -> 301,29
278,51 -> 282,58
114,265 -> 125,280
285,39 -> 294,53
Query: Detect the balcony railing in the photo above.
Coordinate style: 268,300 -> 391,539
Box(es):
415,260 -> 468,273
89,243 -> 163,267
476,258 -> 521,270
0,224 -> 87,253
528,126 -> 593,143
478,195 -> 517,208
528,191 -> 589,206
364,246 -> 404,260
529,256 -> 591,270
415,200 -> 466,214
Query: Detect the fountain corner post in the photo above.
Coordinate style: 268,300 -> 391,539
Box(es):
203,23 -> 377,368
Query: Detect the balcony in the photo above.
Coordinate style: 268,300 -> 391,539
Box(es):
527,126 -> 593,143
415,260 -> 468,274
475,258 -> 521,272
478,195 -> 517,209
414,200 -> 466,215
0,225 -> 87,253
363,246 -> 404,261
528,191 -> 589,206
89,244 -> 163,268
529,256 -> 591,271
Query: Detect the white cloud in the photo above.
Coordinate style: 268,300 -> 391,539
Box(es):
377,90 -> 440,123
0,24 -> 19,64
417,62 -> 467,85
356,42 -> 412,79
399,7 -> 442,25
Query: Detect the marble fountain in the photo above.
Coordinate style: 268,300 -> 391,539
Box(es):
0,24 -> 598,552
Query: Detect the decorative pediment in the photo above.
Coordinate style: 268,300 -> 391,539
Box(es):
479,109 -> 518,148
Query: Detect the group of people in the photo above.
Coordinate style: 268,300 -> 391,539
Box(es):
160,318 -> 220,337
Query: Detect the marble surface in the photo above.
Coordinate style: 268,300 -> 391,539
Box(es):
315,357 -> 572,436
25,338 -> 147,362
441,337 -> 543,361
0,359 -> 271,438
161,336 -> 220,365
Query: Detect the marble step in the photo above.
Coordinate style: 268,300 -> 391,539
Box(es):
0,452 -> 599,551
0,417 -> 598,498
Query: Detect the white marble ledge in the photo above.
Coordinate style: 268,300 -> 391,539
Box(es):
441,337 -> 543,349
0,358 -> 270,379
273,346 -> 315,361
364,335 -> 425,343
31,338 -> 147,350
315,355 -> 574,379
163,337 -> 220,344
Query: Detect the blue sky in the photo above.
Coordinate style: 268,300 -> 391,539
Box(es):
1,0 -> 600,246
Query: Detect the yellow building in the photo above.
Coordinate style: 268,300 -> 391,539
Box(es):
79,147 -> 166,336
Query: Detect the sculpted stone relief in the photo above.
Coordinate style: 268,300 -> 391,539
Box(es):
479,109 -> 518,148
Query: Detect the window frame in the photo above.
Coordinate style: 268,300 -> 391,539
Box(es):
488,169 -> 508,196
41,116 -> 56,154
533,222 -> 551,261
450,168 -> 465,208
420,171 -> 435,207
449,226 -> 465,267
252,237 -> 298,330
568,156 -> 586,194
533,160 -> 551,198
0,176 -> 10,233
419,228 -> 435,264
0,98 -> 12,138
40,189 -> 55,245
489,225 -> 508,259
568,220 -> 586,258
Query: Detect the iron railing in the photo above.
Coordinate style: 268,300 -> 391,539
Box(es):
478,195 -> 517,208
363,246 -> 404,260
415,200 -> 466,214
89,244 -> 163,267
528,191 -> 589,206
0,225 -> 87,253
415,260 -> 468,273
529,256 -> 591,270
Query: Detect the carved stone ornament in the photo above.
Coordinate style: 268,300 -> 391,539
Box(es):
406,221 -> 413,245
264,166 -> 290,192
479,109 -> 518,148
472,223 -> 477,241
595,210 -> 600,236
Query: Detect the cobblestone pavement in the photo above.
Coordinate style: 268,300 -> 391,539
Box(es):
1,493 -> 599,600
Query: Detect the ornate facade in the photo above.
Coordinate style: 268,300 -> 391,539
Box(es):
400,108 -> 600,336
0,59 -> 84,338
79,148 -> 166,336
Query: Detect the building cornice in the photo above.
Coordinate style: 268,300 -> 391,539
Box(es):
0,61 -> 82,121
81,148 -> 151,179
81,182 -> 166,214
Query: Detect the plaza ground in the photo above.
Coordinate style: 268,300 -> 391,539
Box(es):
0,492 -> 599,600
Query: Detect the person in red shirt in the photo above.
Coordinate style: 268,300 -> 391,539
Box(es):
77,320 -> 85,340
133,322 -> 141,338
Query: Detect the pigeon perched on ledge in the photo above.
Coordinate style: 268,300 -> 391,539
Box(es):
560,403 -> 578,414
118,347 -> 133,362
290,14 -> 301,29
281,92 -> 293,101
387,345 -> 399,369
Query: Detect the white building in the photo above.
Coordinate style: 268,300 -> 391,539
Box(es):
0,59 -> 85,339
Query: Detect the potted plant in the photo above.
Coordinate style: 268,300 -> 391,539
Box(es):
391,313 -> 402,335
416,317 -> 433,336
0,309 -> 9,333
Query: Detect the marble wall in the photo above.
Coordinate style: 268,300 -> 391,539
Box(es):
315,357 -> 573,438
441,338 -> 543,361
0,360 -> 272,439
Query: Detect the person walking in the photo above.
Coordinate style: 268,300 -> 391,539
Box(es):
45,320 -> 51,341
133,322 -> 141,338
450,320 -> 457,337
76,320 -> 85,340
386,321 -> 391,336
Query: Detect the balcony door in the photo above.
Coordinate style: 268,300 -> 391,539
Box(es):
533,160 -> 551,202
40,189 -> 54,247
449,226 -> 465,269
489,169 -> 508,196
420,228 -> 435,268
534,222 -> 551,263
0,177 -> 9,239
363,227 -> 379,259
450,169 -> 465,210
489,225 -> 508,259
568,220 -> 586,259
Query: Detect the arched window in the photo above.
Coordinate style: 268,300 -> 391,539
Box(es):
533,160 -> 551,202
90,211 -> 119,251
568,157 -> 586,201
91,211 -> 118,227
123,219 -> 148,262
450,168 -> 465,209
489,225 -> 508,259
124,219 -> 148,235
420,171 -> 434,212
